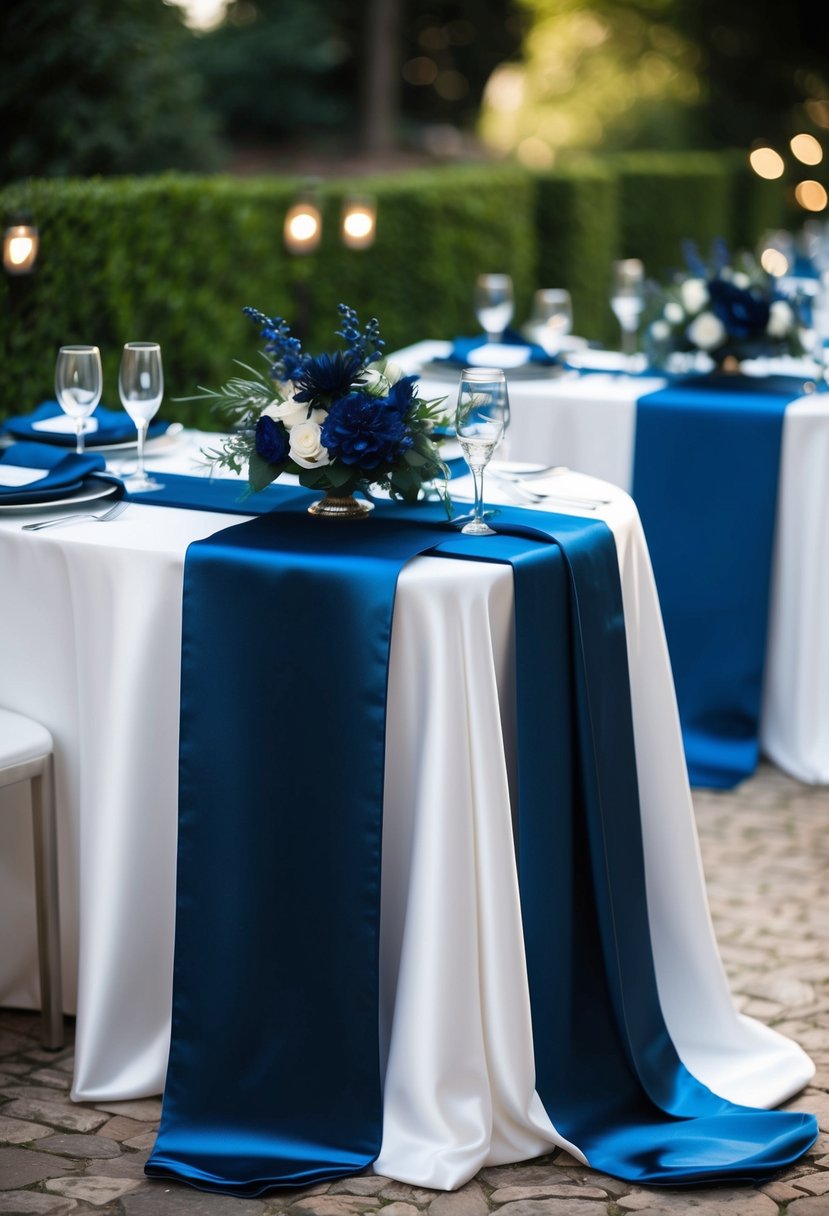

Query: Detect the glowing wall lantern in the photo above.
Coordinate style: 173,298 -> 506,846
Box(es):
340,196 -> 377,251
3,224 -> 39,275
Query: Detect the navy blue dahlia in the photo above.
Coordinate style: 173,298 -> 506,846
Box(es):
321,393 -> 412,470
294,352 -> 363,404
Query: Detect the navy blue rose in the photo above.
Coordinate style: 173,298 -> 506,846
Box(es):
321,392 -> 413,470
255,415 -> 289,464
294,352 -> 363,404
708,278 -> 770,341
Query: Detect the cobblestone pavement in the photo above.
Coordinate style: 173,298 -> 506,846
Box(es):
1,763 -> 827,1215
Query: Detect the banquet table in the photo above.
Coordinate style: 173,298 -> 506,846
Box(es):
391,341 -> 829,787
0,431 -> 816,1191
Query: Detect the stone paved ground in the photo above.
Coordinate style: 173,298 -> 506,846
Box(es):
1,762 -> 827,1215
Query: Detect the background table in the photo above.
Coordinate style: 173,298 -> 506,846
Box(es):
393,341 -> 829,785
0,435 -> 814,1189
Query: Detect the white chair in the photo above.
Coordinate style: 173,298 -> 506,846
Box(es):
0,708 -> 63,1049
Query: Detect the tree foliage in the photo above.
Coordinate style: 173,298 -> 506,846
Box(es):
0,0 -> 222,183
483,0 -> 829,165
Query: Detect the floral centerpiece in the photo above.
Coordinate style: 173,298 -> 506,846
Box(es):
645,240 -> 803,370
199,304 -> 449,517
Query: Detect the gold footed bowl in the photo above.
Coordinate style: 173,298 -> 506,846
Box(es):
307,489 -> 374,519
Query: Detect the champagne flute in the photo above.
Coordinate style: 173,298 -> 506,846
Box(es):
474,274 -> 514,345
119,342 -> 164,491
455,367 -> 509,536
610,259 -> 645,366
529,288 -> 573,356
54,345 -> 102,454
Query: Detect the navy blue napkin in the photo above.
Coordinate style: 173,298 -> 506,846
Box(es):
3,401 -> 168,447
436,328 -> 557,368
0,442 -> 106,504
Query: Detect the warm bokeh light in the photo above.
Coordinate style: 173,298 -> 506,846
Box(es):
749,147 -> 785,179
434,70 -> 468,101
795,180 -> 829,211
166,0 -> 227,30
516,136 -> 555,169
790,133 -> 823,165
2,225 -> 39,275
402,57 -> 438,87
284,203 -> 322,254
341,197 -> 376,251
760,248 -> 789,277
805,99 -> 829,129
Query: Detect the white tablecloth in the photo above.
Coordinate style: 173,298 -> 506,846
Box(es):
0,433 -> 814,1189
393,341 -> 829,785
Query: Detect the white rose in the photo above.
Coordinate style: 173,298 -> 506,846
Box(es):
650,319 -> 671,341
664,302 -> 684,325
733,272 -> 751,289
364,359 -> 406,389
263,397 -> 307,429
687,310 -> 727,351
361,367 -> 391,395
289,419 -> 330,469
767,299 -> 794,338
680,278 -> 708,314
382,360 -> 405,385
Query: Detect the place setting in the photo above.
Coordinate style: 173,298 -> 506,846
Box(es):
416,273 -> 588,382
0,339 -> 170,519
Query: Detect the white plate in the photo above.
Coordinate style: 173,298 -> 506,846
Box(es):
565,349 -> 647,373
87,423 -> 185,454
0,476 -> 119,514
0,422 -> 184,455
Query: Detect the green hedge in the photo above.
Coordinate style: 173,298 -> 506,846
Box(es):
0,166 -> 536,428
534,161 -> 618,345
0,154 -> 791,429
609,152 -> 735,280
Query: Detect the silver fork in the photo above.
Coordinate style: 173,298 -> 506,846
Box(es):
493,479 -> 610,511
22,499 -> 129,532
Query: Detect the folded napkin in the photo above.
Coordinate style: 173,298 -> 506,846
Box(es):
0,442 -> 106,504
3,401 -> 168,447
436,328 -> 557,368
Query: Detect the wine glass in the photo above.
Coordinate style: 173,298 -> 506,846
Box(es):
474,274 -> 514,345
54,345 -> 102,454
455,367 -> 509,536
529,288 -> 573,356
610,259 -> 645,365
118,342 -> 164,491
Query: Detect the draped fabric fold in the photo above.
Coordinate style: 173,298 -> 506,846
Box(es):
145,486 -> 816,1195
632,374 -> 802,788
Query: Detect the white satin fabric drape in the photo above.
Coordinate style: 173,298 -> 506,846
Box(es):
392,341 -> 829,784
0,438 -> 813,1191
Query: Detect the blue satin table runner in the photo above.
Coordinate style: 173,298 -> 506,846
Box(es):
143,483 -> 815,1194
632,374 -> 802,789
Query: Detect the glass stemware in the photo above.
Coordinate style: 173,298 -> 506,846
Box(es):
610,259 -> 645,365
529,288 -> 573,356
474,274 -> 514,345
54,345 -> 103,455
455,367 -> 509,536
118,342 -> 164,491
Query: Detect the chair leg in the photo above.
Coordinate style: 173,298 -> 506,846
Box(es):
30,761 -> 64,1050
